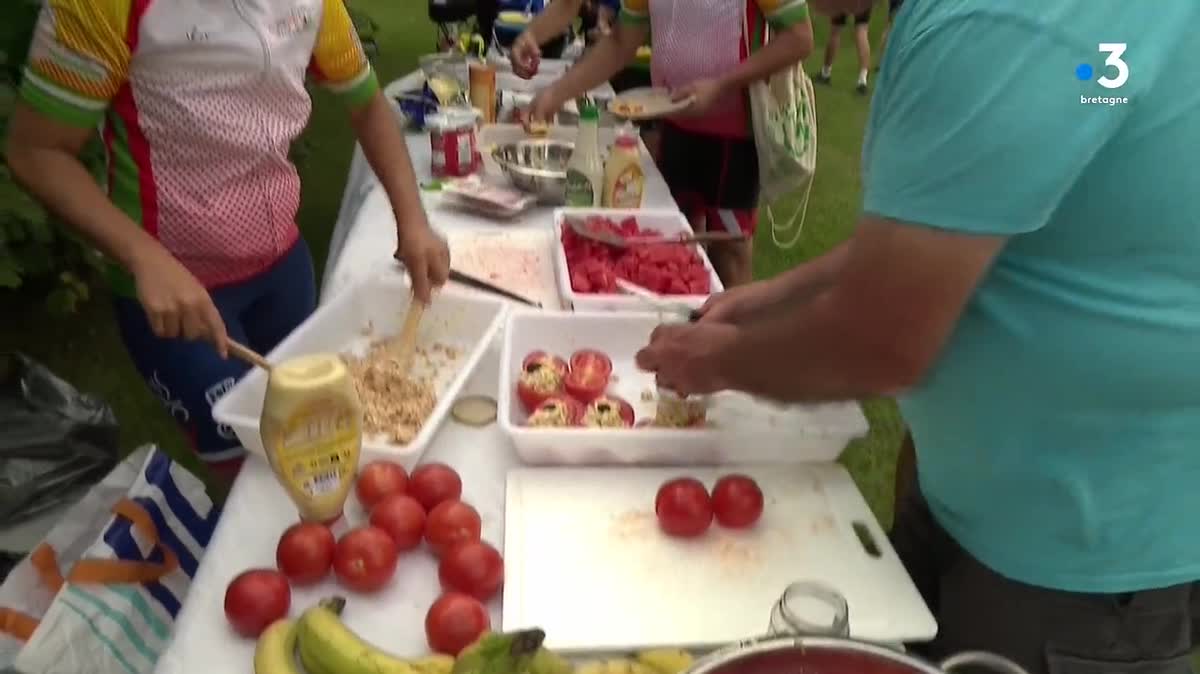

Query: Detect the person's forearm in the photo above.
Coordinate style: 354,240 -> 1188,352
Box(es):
6,139 -> 162,272
719,284 -> 919,403
717,24 -> 813,93
546,23 -> 643,106
350,91 -> 426,230
774,240 -> 851,297
525,0 -> 582,44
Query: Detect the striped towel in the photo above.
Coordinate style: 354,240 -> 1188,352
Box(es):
0,447 -> 221,674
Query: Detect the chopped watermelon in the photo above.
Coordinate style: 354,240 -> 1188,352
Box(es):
561,216 -> 713,296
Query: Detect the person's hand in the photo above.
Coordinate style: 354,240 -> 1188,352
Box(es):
394,219 -> 450,303
695,279 -> 785,325
526,88 -> 562,126
635,321 -> 741,396
671,78 -> 727,118
130,246 -> 229,356
510,31 -> 542,79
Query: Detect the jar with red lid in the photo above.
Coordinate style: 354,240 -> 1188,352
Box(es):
428,108 -> 480,178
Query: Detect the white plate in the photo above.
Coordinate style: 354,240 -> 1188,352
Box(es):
213,276 -> 507,468
498,310 -> 870,465
608,87 -> 691,120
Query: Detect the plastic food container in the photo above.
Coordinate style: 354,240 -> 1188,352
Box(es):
553,208 -> 724,312
498,309 -> 869,465
214,276 -> 507,468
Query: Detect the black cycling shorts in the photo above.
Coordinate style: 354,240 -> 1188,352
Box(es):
831,10 -> 870,26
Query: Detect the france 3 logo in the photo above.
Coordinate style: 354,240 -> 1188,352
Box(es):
1077,43 -> 1129,106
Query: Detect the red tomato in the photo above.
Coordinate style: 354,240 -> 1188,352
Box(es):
712,474 -> 765,529
517,352 -> 568,411
425,592 -> 491,656
563,368 -> 609,404
275,522 -> 336,585
570,349 -> 613,378
522,350 -> 568,375
438,540 -> 504,600
356,461 -> 409,510
525,395 -> 584,427
408,463 -> 463,511
333,527 -> 399,593
582,396 -> 635,428
655,478 -> 713,538
369,494 -> 427,551
425,500 -> 483,557
224,569 -> 290,638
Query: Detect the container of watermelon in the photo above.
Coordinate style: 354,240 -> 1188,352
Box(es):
553,209 -> 724,312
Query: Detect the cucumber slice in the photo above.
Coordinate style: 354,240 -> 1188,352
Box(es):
452,395 -> 498,427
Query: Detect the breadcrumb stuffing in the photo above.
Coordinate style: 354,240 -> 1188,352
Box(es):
344,338 -> 461,445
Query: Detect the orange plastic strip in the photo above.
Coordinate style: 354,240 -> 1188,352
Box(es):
29,543 -> 65,594
67,499 -> 178,584
0,608 -> 40,641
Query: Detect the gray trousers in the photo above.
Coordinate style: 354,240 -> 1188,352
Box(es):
890,483 -> 1199,674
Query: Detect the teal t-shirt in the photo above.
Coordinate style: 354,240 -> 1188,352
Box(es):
862,0 -> 1200,593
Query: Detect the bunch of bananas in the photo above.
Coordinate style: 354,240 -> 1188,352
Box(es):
253,596 -> 694,674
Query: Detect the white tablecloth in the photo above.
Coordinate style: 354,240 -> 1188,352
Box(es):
155,75 -> 677,673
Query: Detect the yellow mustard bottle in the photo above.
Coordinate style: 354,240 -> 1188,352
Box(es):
602,126 -> 645,208
260,354 -> 362,524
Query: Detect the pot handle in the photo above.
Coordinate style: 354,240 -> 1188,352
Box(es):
940,651 -> 1031,674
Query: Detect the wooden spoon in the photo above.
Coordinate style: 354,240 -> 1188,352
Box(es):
391,299 -> 427,377
227,339 -> 272,371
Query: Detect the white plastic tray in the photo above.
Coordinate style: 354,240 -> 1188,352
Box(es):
213,276 -> 507,468
498,310 -> 870,465
553,208 -> 724,312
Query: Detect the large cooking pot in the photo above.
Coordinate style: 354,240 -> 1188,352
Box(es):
690,582 -> 1030,674
688,637 -> 1029,674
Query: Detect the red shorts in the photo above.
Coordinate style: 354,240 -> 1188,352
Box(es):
659,122 -> 759,236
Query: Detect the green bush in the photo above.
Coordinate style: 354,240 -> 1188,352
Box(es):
0,0 -> 103,314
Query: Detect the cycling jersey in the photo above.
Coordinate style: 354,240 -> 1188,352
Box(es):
20,0 -> 379,293
619,0 -> 808,139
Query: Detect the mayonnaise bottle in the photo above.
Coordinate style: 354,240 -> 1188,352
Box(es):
603,125 -> 644,208
260,354 -> 363,524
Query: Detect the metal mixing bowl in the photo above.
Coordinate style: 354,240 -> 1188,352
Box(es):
491,139 -> 574,203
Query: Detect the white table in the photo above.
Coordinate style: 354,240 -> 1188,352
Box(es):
155,76 -> 678,673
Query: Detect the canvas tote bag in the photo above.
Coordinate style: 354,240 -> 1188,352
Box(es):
743,9 -> 818,249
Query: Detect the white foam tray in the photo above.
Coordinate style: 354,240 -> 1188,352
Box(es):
553,208 -> 724,312
213,276 -> 507,468
498,310 -> 870,465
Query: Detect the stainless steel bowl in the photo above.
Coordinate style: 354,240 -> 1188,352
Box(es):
491,139 -> 574,203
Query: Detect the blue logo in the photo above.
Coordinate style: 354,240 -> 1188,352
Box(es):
1074,63 -> 1094,81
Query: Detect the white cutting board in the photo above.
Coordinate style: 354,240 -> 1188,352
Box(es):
502,464 -> 936,653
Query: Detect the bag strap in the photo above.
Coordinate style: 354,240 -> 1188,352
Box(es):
766,176 -> 813,249
0,499 -> 180,643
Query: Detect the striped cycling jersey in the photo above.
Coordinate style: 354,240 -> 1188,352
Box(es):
20,0 -> 379,292
619,0 -> 809,138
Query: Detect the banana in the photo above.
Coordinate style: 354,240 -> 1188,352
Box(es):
577,660 -> 608,674
295,597 -> 418,674
529,648 -> 574,674
635,649 -> 694,674
412,654 -> 456,674
254,619 -> 301,674
605,659 -> 634,674
630,663 -> 659,674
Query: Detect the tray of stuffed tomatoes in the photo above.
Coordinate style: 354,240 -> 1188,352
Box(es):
553,209 -> 724,312
497,309 -> 870,465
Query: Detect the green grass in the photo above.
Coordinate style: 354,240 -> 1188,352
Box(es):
0,5 -> 903,519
